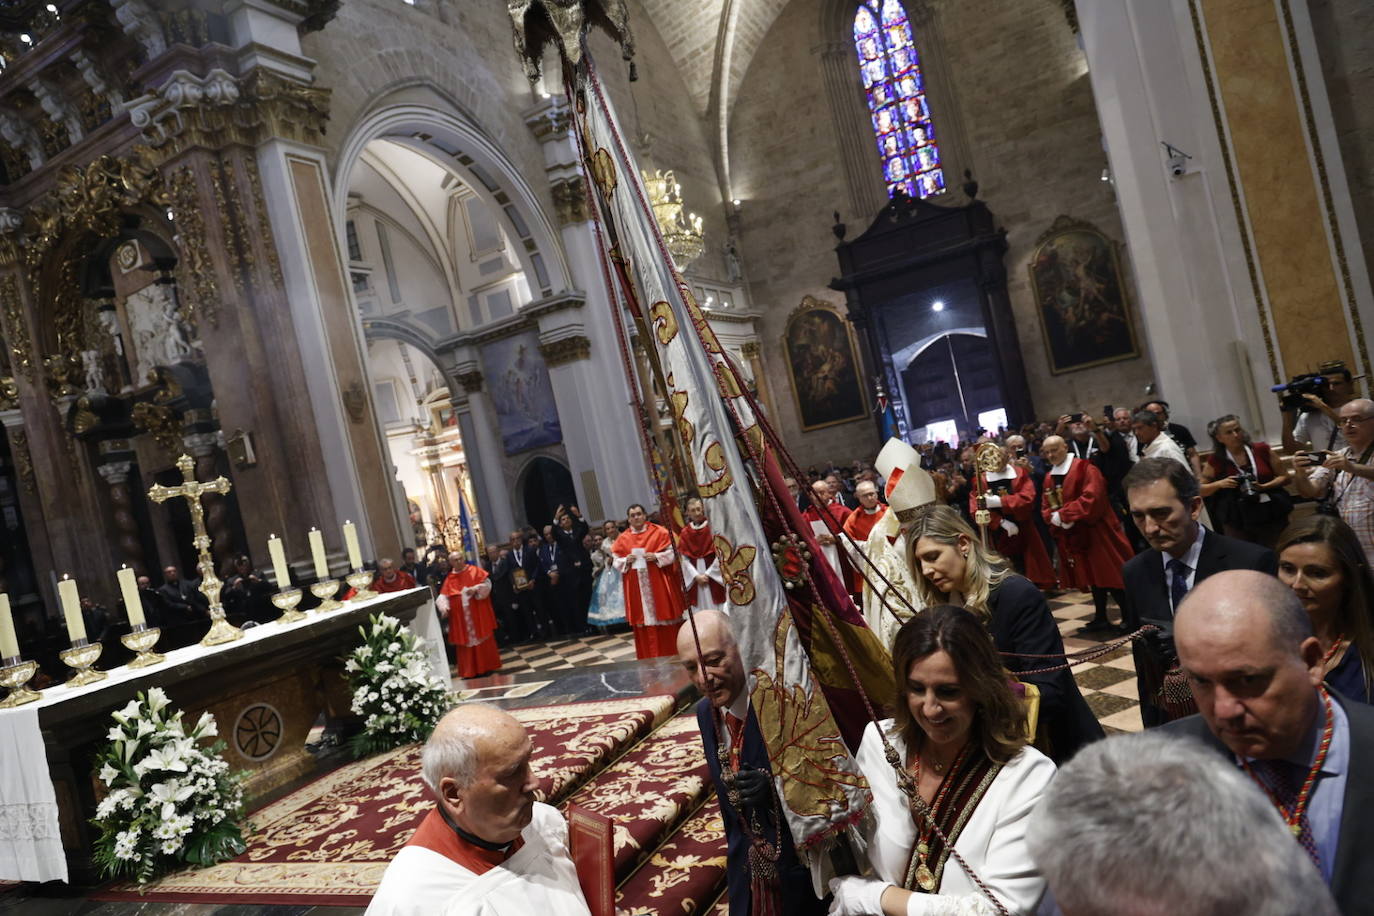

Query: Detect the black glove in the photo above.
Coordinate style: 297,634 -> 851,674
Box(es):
731,766 -> 772,813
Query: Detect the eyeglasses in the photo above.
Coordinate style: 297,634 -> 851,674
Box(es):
1338,416 -> 1374,428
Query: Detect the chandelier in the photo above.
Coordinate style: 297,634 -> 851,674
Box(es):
641,169 -> 704,267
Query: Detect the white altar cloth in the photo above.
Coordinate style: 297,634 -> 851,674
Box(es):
0,587 -> 432,883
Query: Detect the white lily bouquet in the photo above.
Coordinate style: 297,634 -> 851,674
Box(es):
344,613 -> 452,758
90,687 -> 247,884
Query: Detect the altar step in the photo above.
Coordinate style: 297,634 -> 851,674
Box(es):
554,709 -> 730,915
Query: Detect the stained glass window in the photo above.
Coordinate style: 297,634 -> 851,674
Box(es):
853,0 -> 945,199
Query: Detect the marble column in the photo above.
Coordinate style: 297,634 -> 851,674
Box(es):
443,356 -> 514,538
525,97 -> 655,514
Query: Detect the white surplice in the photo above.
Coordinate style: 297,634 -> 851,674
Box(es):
366,802 -> 591,916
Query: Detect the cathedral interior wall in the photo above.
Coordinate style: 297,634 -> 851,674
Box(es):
729,0 -> 1158,467
1309,0 -> 1374,301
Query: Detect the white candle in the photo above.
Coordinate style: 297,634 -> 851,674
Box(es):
117,566 -> 144,628
308,528 -> 329,579
0,594 -> 17,660
267,534 -> 291,588
342,520 -> 363,570
58,575 -> 86,643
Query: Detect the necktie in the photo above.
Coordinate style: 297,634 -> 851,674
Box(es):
1168,557 -> 1191,612
1252,758 -> 1321,869
725,712 -> 745,773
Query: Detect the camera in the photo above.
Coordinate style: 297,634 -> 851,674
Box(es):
1069,413 -> 1085,423
1271,373 -> 1329,413
1235,470 -> 1259,500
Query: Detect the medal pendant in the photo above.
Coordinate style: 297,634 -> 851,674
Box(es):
915,864 -> 936,891
916,842 -> 929,856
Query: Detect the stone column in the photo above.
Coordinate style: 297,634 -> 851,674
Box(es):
442,357 -> 514,538
94,440 -> 149,576
740,341 -> 776,421
1077,0 -> 1374,437
525,97 -> 654,513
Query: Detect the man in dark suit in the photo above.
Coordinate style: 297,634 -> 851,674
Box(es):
676,610 -> 824,916
496,530 -> 544,643
551,505 -> 592,635
1121,457 -> 1276,726
1165,571 -> 1373,912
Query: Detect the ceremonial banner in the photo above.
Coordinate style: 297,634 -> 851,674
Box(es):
573,60 -> 873,853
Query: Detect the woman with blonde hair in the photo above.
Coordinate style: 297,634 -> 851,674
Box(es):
907,504 -> 1102,762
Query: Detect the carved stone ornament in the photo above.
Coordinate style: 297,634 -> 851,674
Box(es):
0,376 -> 17,411
131,400 -> 183,455
741,341 -> 761,360
539,335 -> 591,366
8,427 -> 34,494
341,381 -> 366,423
42,353 -> 79,399
550,175 -> 590,225
456,370 -> 484,394
0,275 -> 33,382
167,167 -> 218,329
129,67 -> 331,158
508,0 -> 636,84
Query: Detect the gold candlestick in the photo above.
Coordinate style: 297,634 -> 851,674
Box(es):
311,579 -> 343,612
345,570 -> 378,603
0,659 -> 41,707
147,455 -> 244,647
120,625 -> 165,669
59,641 -> 106,687
272,587 -> 307,623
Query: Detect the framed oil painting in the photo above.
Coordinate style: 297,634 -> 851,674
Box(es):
1029,216 -> 1139,375
782,297 -> 867,431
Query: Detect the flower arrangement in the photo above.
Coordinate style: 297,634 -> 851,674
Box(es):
91,687 -> 247,884
343,613 -> 452,758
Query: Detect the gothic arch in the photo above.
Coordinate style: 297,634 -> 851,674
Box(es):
331,85 -> 573,304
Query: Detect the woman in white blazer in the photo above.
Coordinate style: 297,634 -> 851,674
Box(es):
830,605 -> 1056,916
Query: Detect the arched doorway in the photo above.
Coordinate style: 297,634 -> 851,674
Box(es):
901,332 -> 1005,441
520,456 -> 576,529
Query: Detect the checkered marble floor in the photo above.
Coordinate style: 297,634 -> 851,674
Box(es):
485,630 -> 641,677
1050,590 -> 1144,734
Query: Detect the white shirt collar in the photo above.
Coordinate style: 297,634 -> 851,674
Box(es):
728,691 -> 750,722
985,465 -> 1017,481
689,519 -> 709,530
1162,522 -> 1206,573
1050,453 -> 1075,475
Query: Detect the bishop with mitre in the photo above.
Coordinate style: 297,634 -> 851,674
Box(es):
611,503 -> 685,659
438,551 -> 501,679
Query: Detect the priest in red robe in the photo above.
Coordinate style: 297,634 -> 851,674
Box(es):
611,503 -> 685,658
1040,436 -> 1133,625
678,497 -> 726,610
371,557 -> 418,593
842,479 -> 887,595
804,479 -> 855,593
439,551 -> 501,679
969,446 -> 1057,589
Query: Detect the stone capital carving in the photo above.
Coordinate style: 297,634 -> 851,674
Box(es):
551,175 -> 591,225
456,370 -> 484,394
129,67 -> 330,157
538,335 -> 591,367
741,341 -> 761,360
29,76 -> 84,145
181,431 -> 219,458
96,460 -> 134,486
112,0 -> 168,58
525,97 -> 574,142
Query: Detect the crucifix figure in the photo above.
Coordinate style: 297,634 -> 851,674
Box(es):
148,454 -> 242,646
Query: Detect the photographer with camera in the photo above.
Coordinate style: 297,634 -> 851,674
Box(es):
1278,363 -> 1355,455
1293,398 -> 1374,564
1199,415 -> 1292,548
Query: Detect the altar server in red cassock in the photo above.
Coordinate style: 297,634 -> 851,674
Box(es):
970,445 -> 1057,589
611,503 -> 685,658
1040,436 -> 1133,594
678,497 -> 726,610
438,551 -> 501,678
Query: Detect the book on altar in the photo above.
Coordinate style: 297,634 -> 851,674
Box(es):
566,803 -> 614,916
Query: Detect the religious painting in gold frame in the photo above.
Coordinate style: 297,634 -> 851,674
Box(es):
782,297 -> 867,431
1029,216 -> 1140,375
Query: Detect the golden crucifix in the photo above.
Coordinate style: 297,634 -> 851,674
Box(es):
148,454 -> 242,646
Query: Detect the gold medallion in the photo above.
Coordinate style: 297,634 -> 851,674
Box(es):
916,842 -> 929,856
915,864 -> 936,891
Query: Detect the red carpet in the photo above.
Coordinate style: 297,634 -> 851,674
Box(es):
93,695 -> 677,906
615,800 -> 728,916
